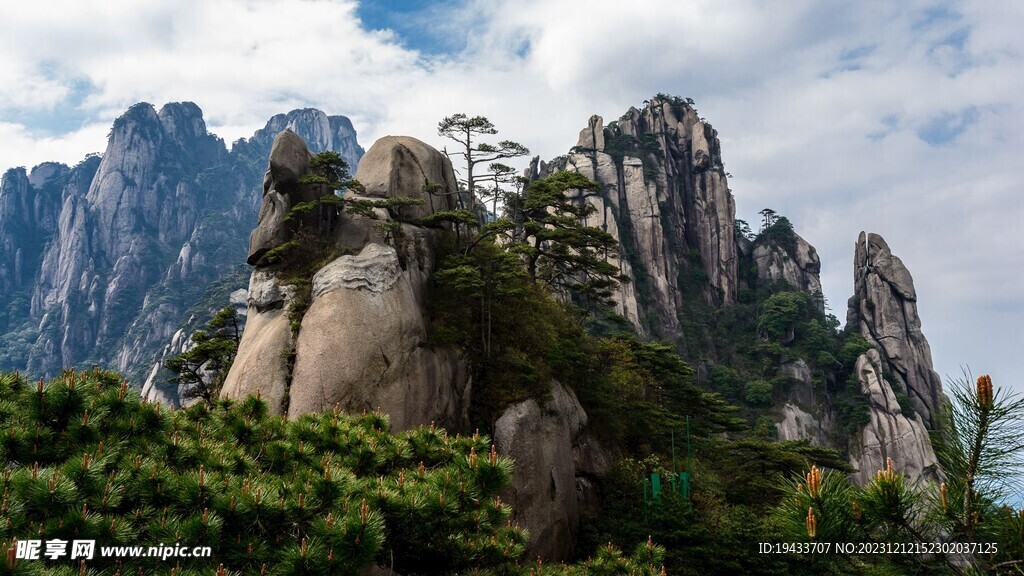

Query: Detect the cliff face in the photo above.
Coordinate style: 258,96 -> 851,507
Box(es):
0,104 -> 363,402
536,100 -> 947,489
750,233 -> 824,311
529,97 -> 737,339
0,164 -> 66,294
848,348 -> 940,484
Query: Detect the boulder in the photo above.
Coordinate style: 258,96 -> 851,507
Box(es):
220,269 -> 295,414
776,402 -> 832,445
226,133 -> 471,430
354,135 -> 459,220
752,231 -> 824,311
575,115 -> 605,151
287,240 -> 471,430
690,120 -> 711,170
247,130 -> 326,266
494,382 -> 587,561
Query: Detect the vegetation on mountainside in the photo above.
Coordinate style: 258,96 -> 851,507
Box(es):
427,112 -> 873,574
136,104 -> 1024,573
0,369 -> 664,575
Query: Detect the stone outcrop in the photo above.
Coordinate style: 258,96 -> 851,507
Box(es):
356,136 -> 460,220
219,269 -> 295,411
530,96 -> 737,339
844,232 -> 944,483
494,382 -> 587,561
0,164 -> 67,294
846,232 -> 945,428
0,102 -> 363,400
247,130 -> 326,265
848,349 -> 940,484
752,231 -> 824,311
774,357 -> 834,445
223,134 -> 469,430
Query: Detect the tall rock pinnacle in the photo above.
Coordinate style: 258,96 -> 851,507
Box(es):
530,96 -> 737,340
846,232 -> 945,427
846,232 -> 943,484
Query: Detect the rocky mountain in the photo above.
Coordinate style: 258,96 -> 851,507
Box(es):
1,95 -> 953,563
845,232 -> 942,483
525,97 -> 947,518
223,131 -> 470,428
527,97 -> 736,341
0,103 -> 363,401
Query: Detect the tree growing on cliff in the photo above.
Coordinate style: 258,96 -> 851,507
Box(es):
437,113 -> 530,212
506,170 -> 627,306
164,306 -> 240,404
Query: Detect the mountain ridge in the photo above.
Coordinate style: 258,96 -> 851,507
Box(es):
0,102 -> 364,403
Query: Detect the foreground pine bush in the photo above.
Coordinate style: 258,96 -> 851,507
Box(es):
0,368 -> 529,575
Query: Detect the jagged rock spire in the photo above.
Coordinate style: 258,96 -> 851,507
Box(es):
846,231 -> 944,484
847,232 -> 945,427
531,96 -> 737,339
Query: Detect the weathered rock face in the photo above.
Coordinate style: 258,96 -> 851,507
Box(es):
494,381 -> 587,562
774,357 -> 835,445
0,164 -> 66,293
224,134 -> 469,430
0,103 -> 363,403
846,232 -> 944,428
247,130 -> 324,265
219,269 -> 296,412
356,136 -> 461,220
848,349 -> 940,484
752,232 -> 824,311
530,97 -> 737,339
27,102 -> 226,379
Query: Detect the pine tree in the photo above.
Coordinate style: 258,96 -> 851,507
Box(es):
164,306 -> 240,405
505,170 -> 627,306
437,113 -> 530,212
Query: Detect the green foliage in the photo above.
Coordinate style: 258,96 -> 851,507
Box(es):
891,386 -> 916,418
769,372 -> 1024,575
437,113 -> 529,211
580,447 -> 849,576
164,307 -> 240,404
0,369 -> 526,574
735,219 -> 755,242
756,216 -> 797,253
744,379 -> 773,406
576,337 -> 744,452
757,291 -> 808,341
604,134 -> 640,163
932,372 -> 1024,551
504,171 -> 628,306
837,334 -> 873,367
298,150 -> 359,193
427,237 -> 579,423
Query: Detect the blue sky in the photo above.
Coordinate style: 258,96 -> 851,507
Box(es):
0,0 -> 1022,446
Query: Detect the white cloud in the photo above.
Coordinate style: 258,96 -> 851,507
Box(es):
0,122 -> 109,170
0,0 -> 1021,394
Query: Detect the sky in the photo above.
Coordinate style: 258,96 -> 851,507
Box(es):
0,0 -> 1022,400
